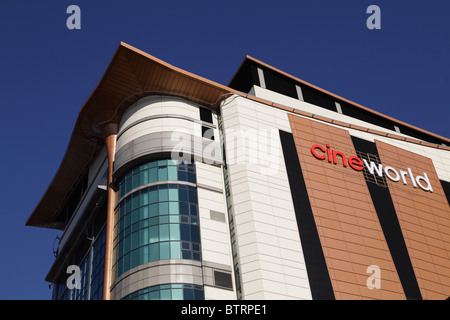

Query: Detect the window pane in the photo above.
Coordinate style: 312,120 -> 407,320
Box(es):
159,189 -> 168,202
160,242 -> 170,260
168,189 -> 178,201
162,202 -> 170,216
168,166 -> 178,180
191,225 -> 200,243
170,241 -> 181,259
131,209 -> 139,225
124,213 -> 131,229
123,253 -> 130,273
125,175 -> 132,194
183,288 -> 194,300
172,288 -> 183,300
131,231 -> 139,250
140,206 -> 148,220
140,170 -> 149,185
131,249 -> 139,269
179,202 -> 189,215
181,224 -> 190,241
189,190 -> 197,203
179,188 -> 188,201
132,172 -> 140,189
149,226 -> 159,243
124,235 -> 131,253
149,168 -> 157,183
141,192 -> 148,206
149,204 -> 158,217
178,171 -> 187,181
158,167 -> 168,181
159,224 -> 169,241
140,228 -> 148,246
149,190 -> 158,203
170,224 -> 180,241
149,244 -> 159,262
160,289 -> 171,300
132,194 -> 140,210
125,197 -> 131,213
139,246 -> 148,265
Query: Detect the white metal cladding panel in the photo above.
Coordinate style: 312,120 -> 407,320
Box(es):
119,96 -> 200,133
220,96 -> 312,300
196,162 -> 234,267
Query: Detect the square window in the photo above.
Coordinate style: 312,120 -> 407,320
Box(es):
172,289 -> 183,300
168,189 -> 178,201
159,215 -> 169,224
159,189 -> 168,202
149,217 -> 158,226
160,289 -> 171,300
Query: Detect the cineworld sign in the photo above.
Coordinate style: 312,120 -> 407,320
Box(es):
311,144 -> 433,192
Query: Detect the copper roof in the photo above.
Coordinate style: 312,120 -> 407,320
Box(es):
27,42 -> 450,230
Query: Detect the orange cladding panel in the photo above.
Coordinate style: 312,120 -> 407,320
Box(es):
375,140 -> 450,300
288,114 -> 405,300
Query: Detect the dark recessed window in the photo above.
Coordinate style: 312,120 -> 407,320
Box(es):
214,271 -> 233,289
200,107 -> 213,124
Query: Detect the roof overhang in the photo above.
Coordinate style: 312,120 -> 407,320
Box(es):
26,42 -> 237,229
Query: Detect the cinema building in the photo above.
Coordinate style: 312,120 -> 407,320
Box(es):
27,42 -> 450,300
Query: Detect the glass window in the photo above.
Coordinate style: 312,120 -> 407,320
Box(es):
121,283 -> 204,301
113,159 -> 200,280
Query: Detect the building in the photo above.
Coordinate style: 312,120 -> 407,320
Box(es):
26,42 -> 450,300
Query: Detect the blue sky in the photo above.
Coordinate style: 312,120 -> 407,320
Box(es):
0,1 -> 448,299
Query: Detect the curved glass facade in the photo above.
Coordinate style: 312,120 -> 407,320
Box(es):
121,283 -> 204,300
113,159 -> 201,281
